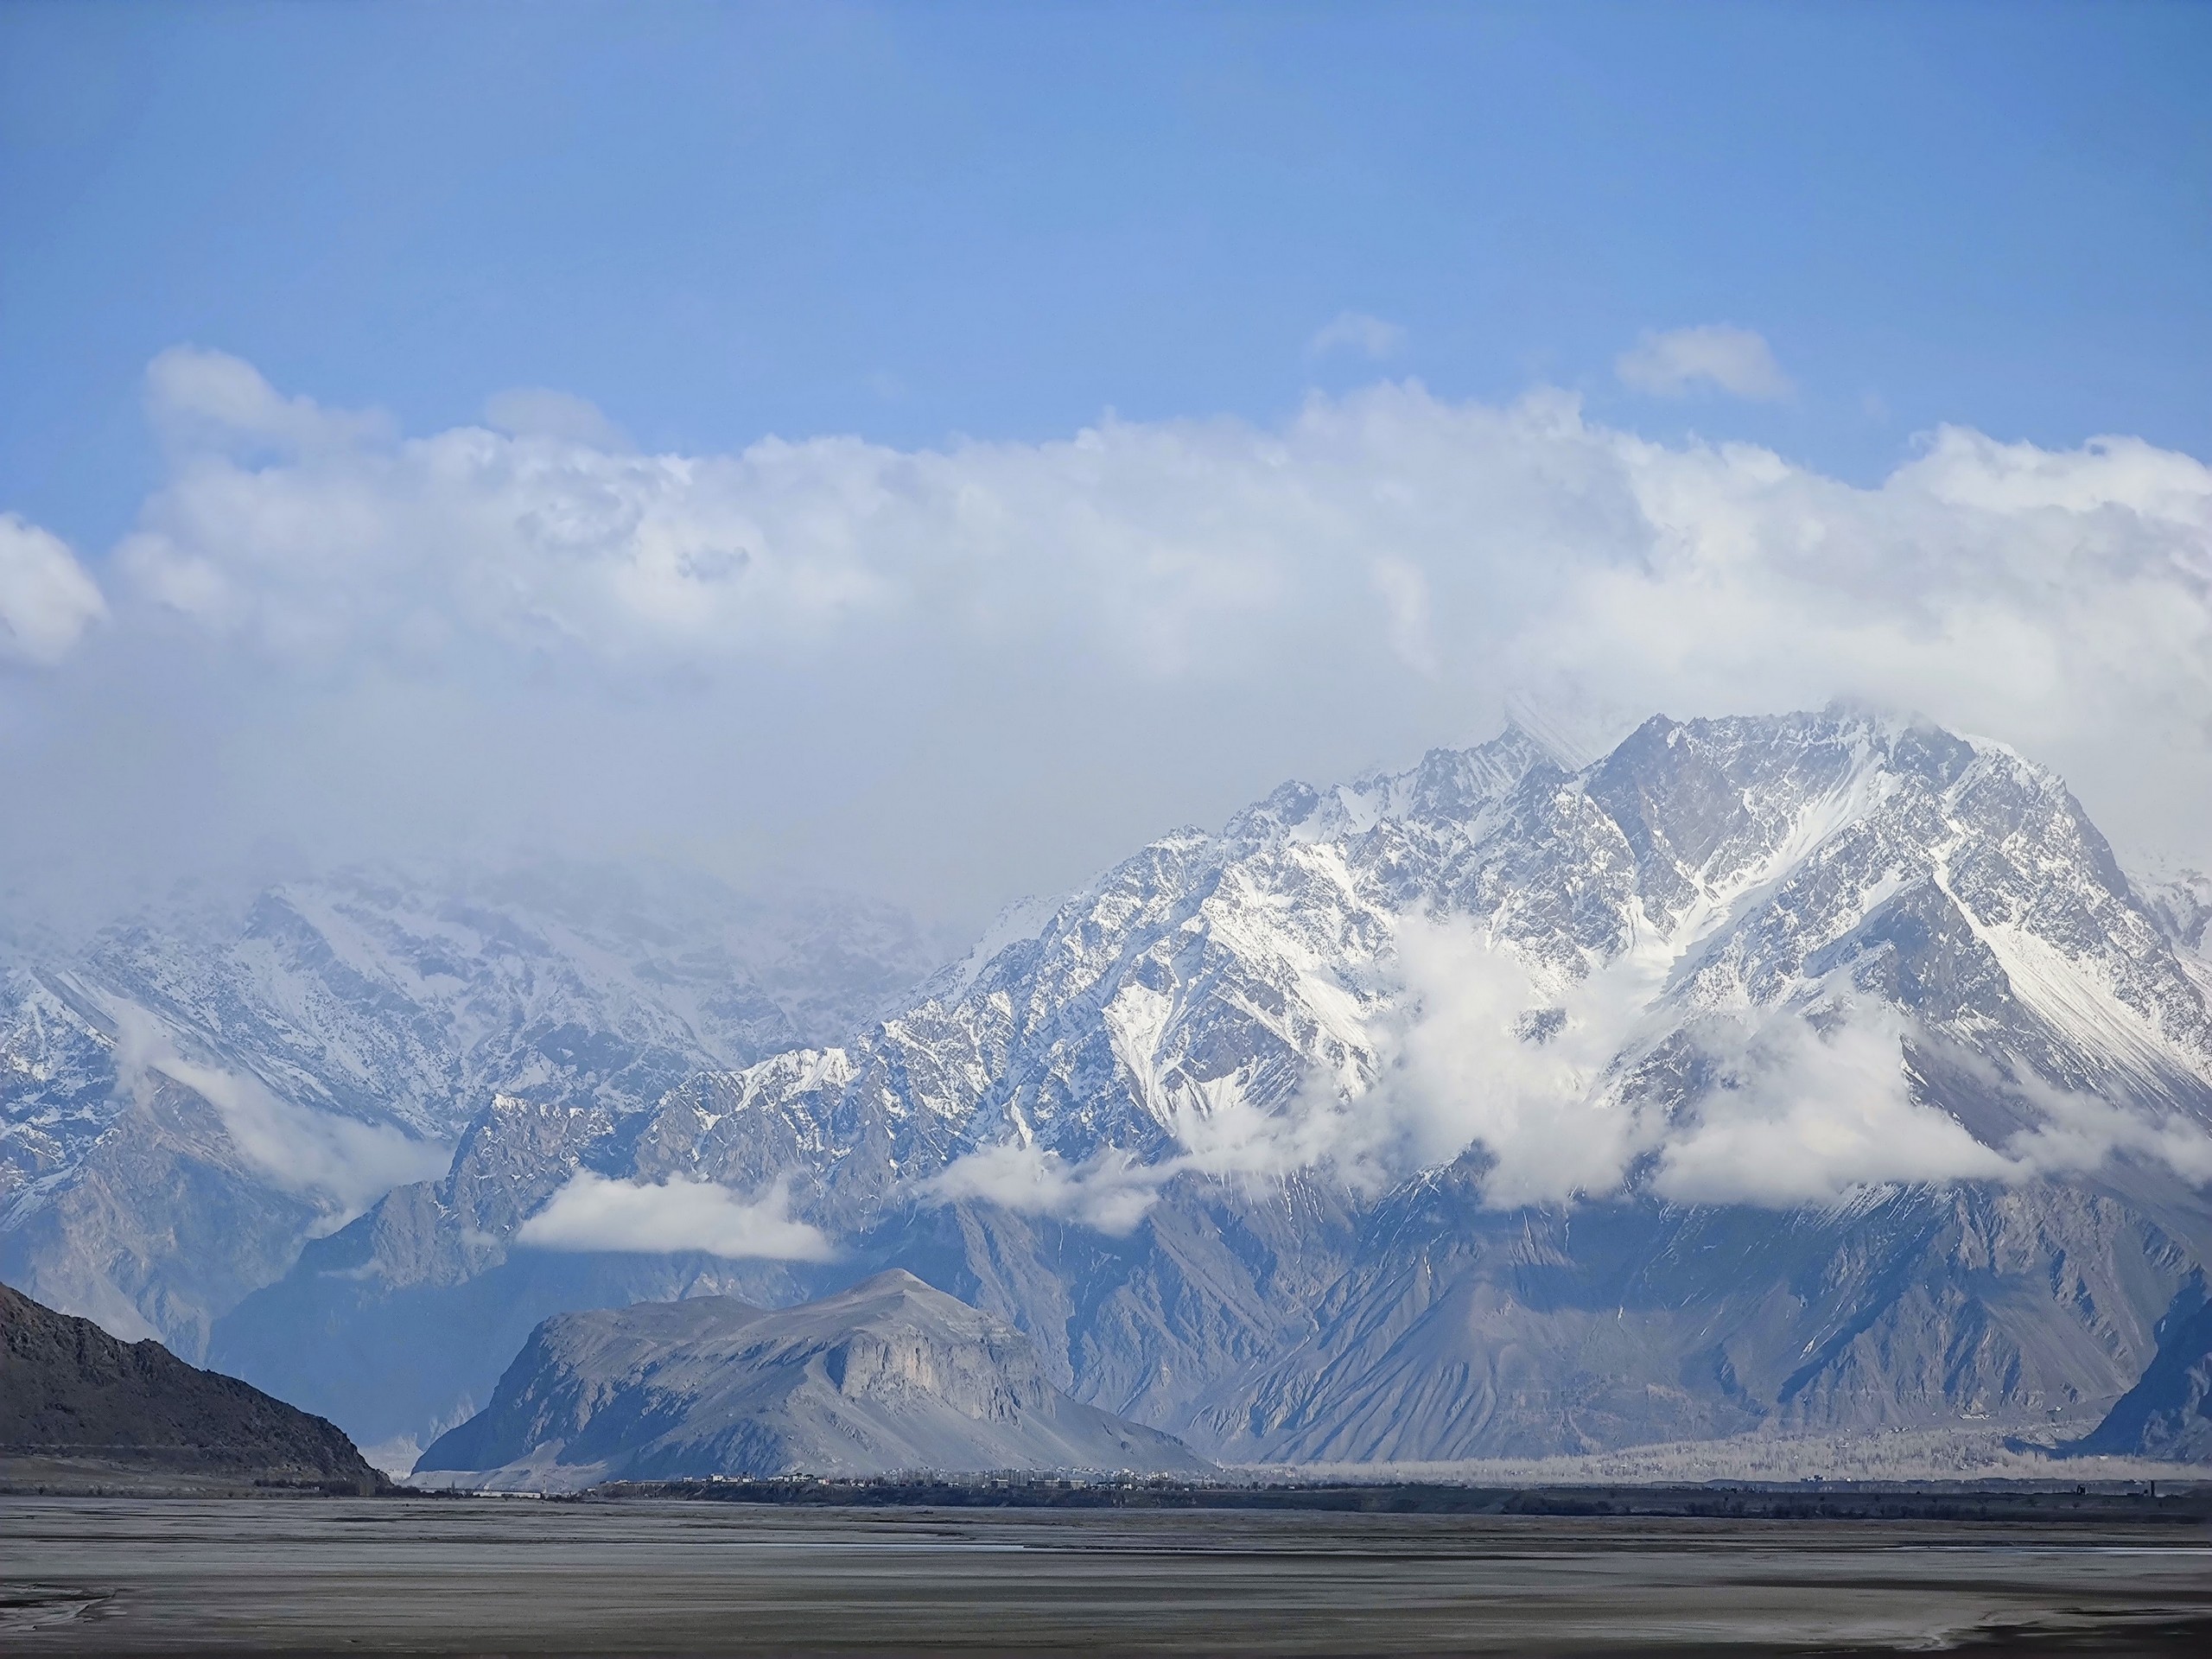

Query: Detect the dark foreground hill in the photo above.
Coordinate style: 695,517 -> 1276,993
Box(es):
0,1279 -> 384,1492
414,1270 -> 1211,1489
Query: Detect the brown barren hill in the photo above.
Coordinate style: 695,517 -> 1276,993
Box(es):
0,1279 -> 385,1493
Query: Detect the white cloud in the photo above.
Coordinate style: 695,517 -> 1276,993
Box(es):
2008,1094 -> 2212,1184
923,1142 -> 1166,1236
118,349 -> 887,661
1946,1050 -> 2212,1186
925,1065 -> 1403,1235
1345,923 -> 2203,1211
1651,1007 -> 2016,1206
1309,310 -> 1406,361
1369,555 -> 1438,677
516,1170 -> 837,1259
0,512 -> 107,664
1364,917 -> 1656,1203
144,344 -> 393,456
6,346 -> 2212,926
1616,324 -> 1792,401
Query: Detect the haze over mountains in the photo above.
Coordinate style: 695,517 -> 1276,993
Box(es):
8,707 -> 2212,1474
0,868 -> 942,1363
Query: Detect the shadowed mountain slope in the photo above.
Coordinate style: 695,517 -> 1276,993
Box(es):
2070,1274 -> 2212,1462
0,1278 -> 383,1491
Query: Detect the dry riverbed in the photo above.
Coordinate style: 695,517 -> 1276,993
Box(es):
5,1495 -> 2211,1655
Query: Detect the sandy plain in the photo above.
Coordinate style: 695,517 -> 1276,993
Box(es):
5,1495 -> 2211,1656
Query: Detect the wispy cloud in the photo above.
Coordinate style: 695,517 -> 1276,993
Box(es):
110,1002 -> 449,1219
1309,310 -> 1406,361
1616,324 -> 1792,401
1649,1006 -> 2016,1205
481,387 -> 632,450
923,1142 -> 1167,1236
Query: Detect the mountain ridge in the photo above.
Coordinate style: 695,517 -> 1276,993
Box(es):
1,862 -> 944,1364
15,707 -> 2212,1467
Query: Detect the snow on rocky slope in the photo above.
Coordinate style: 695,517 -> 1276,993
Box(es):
208,709 -> 2212,1463
0,863 -> 941,1360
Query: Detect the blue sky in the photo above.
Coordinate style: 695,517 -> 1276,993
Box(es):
6,1 -> 2209,550
3,3 -> 2210,919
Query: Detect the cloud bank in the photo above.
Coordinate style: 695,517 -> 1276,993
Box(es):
1378,925 -> 2212,1211
1,348 -> 2208,925
516,1170 -> 837,1260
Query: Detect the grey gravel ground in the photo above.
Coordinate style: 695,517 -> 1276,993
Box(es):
5,1496 -> 2212,1655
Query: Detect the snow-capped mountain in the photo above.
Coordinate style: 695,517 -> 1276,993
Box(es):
203,708 -> 2212,1464
0,863 -> 943,1359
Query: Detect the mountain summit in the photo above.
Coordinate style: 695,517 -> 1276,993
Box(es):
15,709 -> 2212,1467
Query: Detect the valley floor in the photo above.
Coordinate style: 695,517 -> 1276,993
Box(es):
6,1496 -> 2212,1655
1268,1427 -> 2206,1487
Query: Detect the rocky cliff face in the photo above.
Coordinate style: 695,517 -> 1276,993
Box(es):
0,1278 -> 383,1491
414,1270 -> 1210,1487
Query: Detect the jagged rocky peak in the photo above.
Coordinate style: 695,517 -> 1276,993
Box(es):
1222,721 -> 1562,849
412,1270 -> 1211,1490
1447,707 -> 2209,1068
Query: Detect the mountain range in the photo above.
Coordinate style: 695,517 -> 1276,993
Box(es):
1,863 -> 941,1368
8,707 -> 2212,1473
